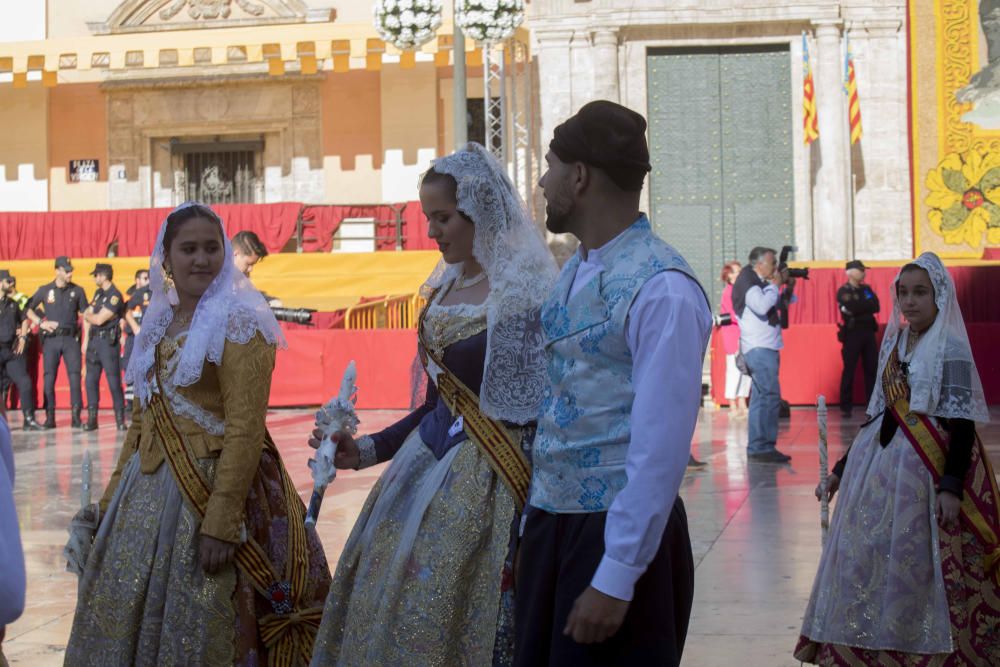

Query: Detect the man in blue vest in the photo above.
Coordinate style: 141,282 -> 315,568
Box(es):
514,101 -> 712,666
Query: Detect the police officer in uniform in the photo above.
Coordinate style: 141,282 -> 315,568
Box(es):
27,257 -> 87,429
122,269 -> 150,412
5,276 -> 28,311
837,260 -> 880,417
0,270 -> 41,430
82,263 -> 127,431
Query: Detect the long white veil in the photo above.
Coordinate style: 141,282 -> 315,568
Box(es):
421,143 -> 559,424
126,202 -> 285,406
865,252 -> 989,423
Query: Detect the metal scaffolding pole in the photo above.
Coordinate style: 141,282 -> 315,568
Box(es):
483,42 -> 506,164
453,6 -> 467,149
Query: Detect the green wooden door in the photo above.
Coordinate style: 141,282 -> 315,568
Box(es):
647,46 -> 794,307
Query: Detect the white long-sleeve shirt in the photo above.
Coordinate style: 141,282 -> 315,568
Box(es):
568,243 -> 711,602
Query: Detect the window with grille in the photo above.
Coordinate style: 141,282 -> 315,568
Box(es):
171,140 -> 264,205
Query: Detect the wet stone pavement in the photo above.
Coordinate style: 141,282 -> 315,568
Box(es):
5,406 -> 1000,666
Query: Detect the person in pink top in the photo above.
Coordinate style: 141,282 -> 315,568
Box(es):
719,261 -> 750,418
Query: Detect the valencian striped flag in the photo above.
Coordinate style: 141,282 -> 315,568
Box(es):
802,33 -> 819,145
844,34 -> 863,144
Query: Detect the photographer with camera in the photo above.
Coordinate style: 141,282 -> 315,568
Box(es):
836,260 -> 880,417
731,247 -> 797,463
231,231 -> 314,326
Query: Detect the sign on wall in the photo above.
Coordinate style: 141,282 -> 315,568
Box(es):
69,159 -> 99,183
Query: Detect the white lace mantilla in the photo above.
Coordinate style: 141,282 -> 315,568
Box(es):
865,252 -> 989,423
421,143 -> 558,424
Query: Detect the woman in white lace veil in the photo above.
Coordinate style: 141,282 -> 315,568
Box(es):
864,252 -> 988,423
126,201 -> 284,405
420,142 -> 559,423
66,203 -> 330,666
796,252 -> 999,665
311,143 -> 557,666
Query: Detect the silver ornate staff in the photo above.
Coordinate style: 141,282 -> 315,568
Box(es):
305,361 -> 360,528
65,449 -> 98,578
80,449 -> 92,510
817,394 -> 829,545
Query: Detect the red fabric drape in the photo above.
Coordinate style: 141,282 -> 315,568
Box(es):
299,202 -> 433,252
0,209 -> 124,260
710,322 -> 1000,406
0,203 -> 305,259
786,266 -> 1000,325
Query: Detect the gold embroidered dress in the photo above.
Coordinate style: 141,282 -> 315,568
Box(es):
311,295 -> 522,666
65,333 -> 331,666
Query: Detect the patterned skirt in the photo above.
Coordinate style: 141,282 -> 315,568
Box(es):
794,419 -> 1000,666
65,448 -> 330,666
310,429 -> 517,666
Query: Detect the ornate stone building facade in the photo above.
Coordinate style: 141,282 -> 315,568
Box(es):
0,0 -> 520,214
527,0 -> 910,271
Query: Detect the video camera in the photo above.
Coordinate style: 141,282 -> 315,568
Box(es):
778,245 -> 809,281
271,307 -> 316,325
712,313 -> 734,327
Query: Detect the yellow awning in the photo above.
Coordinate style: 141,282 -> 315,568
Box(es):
2,251 -> 442,312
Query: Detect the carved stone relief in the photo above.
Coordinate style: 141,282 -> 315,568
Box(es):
90,0 -> 313,34
106,79 -> 322,208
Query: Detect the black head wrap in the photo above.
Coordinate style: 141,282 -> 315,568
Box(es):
549,100 -> 652,191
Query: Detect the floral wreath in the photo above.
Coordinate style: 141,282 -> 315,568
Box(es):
373,0 -> 443,51
925,147 -> 1000,248
455,0 -> 524,45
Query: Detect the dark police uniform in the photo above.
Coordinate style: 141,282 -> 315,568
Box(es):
122,285 -> 151,371
84,265 -> 127,430
29,257 -> 87,428
0,271 -> 40,430
837,264 -> 880,415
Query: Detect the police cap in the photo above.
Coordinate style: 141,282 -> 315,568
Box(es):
91,263 -> 113,279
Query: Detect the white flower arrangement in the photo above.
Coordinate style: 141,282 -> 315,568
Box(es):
456,0 -> 524,44
373,0 -> 443,51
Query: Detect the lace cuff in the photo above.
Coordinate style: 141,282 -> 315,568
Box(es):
357,435 -> 378,470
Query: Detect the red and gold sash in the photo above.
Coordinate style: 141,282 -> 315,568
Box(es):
418,299 -> 532,510
149,352 -> 321,667
883,347 -> 1000,584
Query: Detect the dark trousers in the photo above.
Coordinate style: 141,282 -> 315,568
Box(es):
514,499 -> 694,667
42,335 -> 82,410
86,336 -> 124,412
0,344 -> 34,413
839,330 -> 878,407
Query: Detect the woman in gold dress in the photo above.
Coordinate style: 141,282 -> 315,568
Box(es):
65,203 -> 330,666
310,143 -> 558,666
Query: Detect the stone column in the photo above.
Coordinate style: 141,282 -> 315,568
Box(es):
592,29 -> 620,103
811,21 -> 851,260
535,30 -> 575,152
850,19 -> 910,258
569,30 -> 594,113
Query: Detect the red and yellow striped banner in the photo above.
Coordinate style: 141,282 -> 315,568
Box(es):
802,33 -> 819,145
845,37 -> 863,144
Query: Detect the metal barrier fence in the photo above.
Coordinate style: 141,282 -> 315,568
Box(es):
344,294 -> 426,330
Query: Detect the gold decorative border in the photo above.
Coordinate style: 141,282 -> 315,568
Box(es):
914,0 -> 1000,256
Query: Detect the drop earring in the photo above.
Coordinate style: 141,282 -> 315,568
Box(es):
164,270 -> 179,306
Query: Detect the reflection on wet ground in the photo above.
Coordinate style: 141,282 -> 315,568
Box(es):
4,406 -> 999,665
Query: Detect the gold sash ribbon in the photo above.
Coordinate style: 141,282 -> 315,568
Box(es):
883,347 -> 1000,584
149,352 -> 320,666
418,302 -> 532,510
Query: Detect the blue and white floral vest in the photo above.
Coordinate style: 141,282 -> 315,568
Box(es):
529,216 -> 706,513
